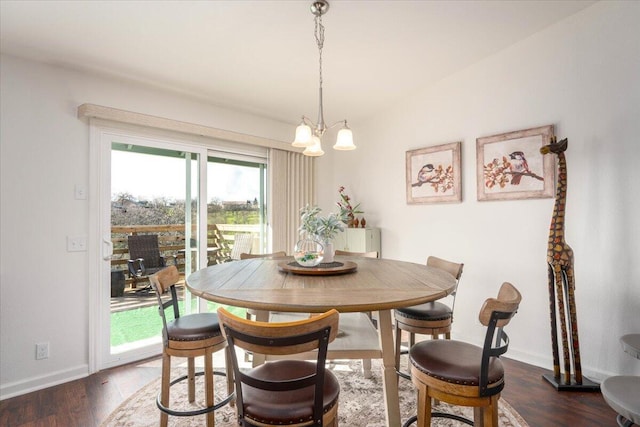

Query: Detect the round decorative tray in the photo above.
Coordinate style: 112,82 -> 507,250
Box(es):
278,260 -> 358,276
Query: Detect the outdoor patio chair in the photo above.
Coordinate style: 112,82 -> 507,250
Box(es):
223,233 -> 253,261
127,234 -> 169,293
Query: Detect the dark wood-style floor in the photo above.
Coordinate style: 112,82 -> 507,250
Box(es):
0,356 -> 616,427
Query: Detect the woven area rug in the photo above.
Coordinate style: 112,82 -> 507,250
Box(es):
102,359 -> 529,427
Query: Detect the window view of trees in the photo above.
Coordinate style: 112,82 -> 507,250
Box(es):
111,193 -> 260,226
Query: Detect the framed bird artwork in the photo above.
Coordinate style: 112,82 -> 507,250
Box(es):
476,125 -> 556,201
406,141 -> 462,204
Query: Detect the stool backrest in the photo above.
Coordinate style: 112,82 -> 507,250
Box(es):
149,265 -> 181,346
426,256 -> 464,312
218,307 -> 339,426
478,282 -> 522,396
334,250 -> 379,258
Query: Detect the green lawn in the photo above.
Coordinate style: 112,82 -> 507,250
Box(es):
111,300 -> 246,347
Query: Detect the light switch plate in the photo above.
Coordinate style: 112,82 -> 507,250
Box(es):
74,184 -> 87,200
67,235 -> 87,252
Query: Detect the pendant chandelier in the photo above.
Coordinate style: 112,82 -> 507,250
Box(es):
291,0 -> 355,156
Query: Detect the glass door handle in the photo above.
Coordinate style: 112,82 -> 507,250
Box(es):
103,236 -> 113,261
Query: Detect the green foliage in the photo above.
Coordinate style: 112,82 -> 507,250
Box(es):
298,204 -> 348,242
111,301 -> 247,347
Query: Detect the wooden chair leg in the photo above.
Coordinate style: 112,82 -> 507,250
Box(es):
362,358 -> 372,378
488,395 -> 499,427
416,382 -> 431,427
407,333 -> 417,377
187,356 -> 195,403
204,348 -> 215,427
474,407 -> 484,427
244,309 -> 254,362
472,396 -> 498,427
395,323 -> 402,377
160,352 -> 171,427
225,346 -> 235,407
426,335 -> 442,406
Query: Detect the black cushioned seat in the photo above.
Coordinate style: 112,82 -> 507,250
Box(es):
166,313 -> 223,341
410,340 -> 504,388
242,360 -> 340,425
395,301 -> 452,321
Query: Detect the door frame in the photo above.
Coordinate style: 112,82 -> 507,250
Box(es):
88,119 -> 211,372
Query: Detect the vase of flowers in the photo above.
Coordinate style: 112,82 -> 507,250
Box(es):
337,186 -> 363,227
298,204 -> 348,264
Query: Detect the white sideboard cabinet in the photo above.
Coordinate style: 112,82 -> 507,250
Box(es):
333,228 -> 381,255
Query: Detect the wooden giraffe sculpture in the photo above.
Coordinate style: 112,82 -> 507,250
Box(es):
540,137 -> 587,388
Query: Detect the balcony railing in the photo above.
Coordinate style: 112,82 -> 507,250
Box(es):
111,223 -> 259,288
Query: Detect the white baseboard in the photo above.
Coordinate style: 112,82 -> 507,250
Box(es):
506,347 -> 613,384
0,364 -> 89,401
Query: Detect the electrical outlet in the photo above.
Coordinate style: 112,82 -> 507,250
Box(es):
36,342 -> 49,360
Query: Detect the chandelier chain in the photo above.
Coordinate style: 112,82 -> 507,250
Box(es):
314,13 -> 324,94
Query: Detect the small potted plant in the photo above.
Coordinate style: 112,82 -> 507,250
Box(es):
337,186 -> 363,227
297,205 -> 348,264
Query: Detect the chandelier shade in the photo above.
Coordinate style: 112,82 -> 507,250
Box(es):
333,121 -> 355,150
303,135 -> 324,156
292,0 -> 355,156
292,120 -> 314,147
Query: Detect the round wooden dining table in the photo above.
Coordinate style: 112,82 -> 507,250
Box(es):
186,255 -> 457,427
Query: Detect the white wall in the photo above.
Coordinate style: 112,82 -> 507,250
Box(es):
320,1 -> 640,380
2,0 -> 638,401
0,55 -> 292,399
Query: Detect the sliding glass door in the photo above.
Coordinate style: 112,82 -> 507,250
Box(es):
94,127 -> 269,370
206,155 -> 267,262
97,131 -> 205,368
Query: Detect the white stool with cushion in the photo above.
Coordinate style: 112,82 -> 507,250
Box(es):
601,333 -> 640,427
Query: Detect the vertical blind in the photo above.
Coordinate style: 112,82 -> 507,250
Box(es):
269,149 -> 315,255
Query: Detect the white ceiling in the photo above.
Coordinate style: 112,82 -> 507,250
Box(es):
1,0 -> 596,125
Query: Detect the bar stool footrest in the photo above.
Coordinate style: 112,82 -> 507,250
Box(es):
402,412 -> 474,427
397,369 -> 411,381
156,370 -> 235,417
